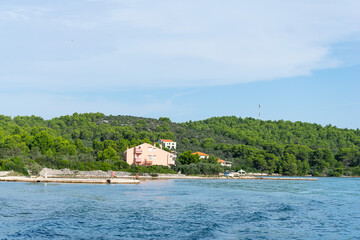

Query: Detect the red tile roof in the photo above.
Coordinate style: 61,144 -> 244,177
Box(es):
192,152 -> 209,156
160,139 -> 174,142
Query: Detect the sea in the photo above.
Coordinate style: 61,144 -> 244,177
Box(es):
0,178 -> 359,240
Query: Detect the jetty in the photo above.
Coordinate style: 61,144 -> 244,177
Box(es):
259,177 -> 318,181
0,176 -> 140,184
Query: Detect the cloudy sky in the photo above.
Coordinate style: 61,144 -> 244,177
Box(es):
0,0 -> 359,128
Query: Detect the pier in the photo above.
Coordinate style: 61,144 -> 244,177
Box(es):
0,177 -> 140,184
259,177 -> 318,181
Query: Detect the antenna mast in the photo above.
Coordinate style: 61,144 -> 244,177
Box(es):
258,104 -> 261,120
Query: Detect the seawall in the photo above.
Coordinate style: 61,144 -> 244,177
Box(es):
0,176 -> 140,184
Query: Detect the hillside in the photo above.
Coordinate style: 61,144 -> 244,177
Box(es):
0,113 -> 359,176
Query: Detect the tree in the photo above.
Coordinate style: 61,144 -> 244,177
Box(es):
282,153 -> 298,176
203,155 -> 218,164
0,113 -> 359,176
252,155 -> 267,172
177,150 -> 201,165
32,131 -> 54,154
158,117 -> 171,123
201,138 -> 216,149
191,138 -> 200,146
97,146 -> 119,161
298,160 -> 310,176
335,148 -> 360,167
265,153 -> 279,173
182,138 -> 190,144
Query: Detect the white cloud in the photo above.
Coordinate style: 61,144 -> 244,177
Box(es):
0,7 -> 50,21
0,0 -> 359,90
0,91 -> 192,120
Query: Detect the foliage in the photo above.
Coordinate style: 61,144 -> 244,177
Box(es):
0,113 -> 359,176
177,150 -> 201,165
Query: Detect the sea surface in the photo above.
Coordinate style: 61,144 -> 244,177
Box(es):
0,178 -> 359,240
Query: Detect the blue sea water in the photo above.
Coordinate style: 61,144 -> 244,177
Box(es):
0,178 -> 359,240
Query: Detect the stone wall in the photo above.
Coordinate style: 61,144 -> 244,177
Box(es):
37,168 -> 186,178
0,171 -> 11,177
38,168 -> 132,178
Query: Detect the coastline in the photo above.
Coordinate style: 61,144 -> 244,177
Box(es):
0,175 -> 319,184
0,168 -> 322,183
0,176 -> 140,184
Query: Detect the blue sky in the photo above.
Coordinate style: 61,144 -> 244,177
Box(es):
0,0 -> 359,129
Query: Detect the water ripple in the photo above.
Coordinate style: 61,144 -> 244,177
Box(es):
0,178 -> 359,239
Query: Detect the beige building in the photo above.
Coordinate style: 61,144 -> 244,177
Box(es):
124,143 -> 175,167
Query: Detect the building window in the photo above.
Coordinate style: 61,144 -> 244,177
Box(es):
153,148 -> 157,152
148,155 -> 152,160
148,147 -> 152,152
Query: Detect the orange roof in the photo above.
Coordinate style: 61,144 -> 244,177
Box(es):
192,152 -> 209,156
217,159 -> 226,163
161,139 -> 174,142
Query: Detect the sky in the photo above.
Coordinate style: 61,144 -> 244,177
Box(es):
0,0 -> 359,129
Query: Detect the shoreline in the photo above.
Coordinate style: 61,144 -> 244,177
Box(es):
0,175 -> 319,184
0,176 -> 140,184
4,169 -> 354,183
139,176 -> 319,181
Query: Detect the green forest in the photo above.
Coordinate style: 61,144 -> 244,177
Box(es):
0,113 -> 359,176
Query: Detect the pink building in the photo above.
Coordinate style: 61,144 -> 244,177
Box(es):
124,143 -> 175,167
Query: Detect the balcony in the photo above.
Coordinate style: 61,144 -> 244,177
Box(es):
145,160 -> 152,166
134,158 -> 142,164
134,148 -> 143,154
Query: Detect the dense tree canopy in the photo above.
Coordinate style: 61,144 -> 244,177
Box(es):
0,113 -> 359,176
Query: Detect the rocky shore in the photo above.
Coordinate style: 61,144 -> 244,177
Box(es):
0,169 -> 318,183
36,168 -> 189,179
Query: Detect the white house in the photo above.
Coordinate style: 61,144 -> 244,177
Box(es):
217,158 -> 232,167
192,152 -> 209,159
157,139 -> 176,150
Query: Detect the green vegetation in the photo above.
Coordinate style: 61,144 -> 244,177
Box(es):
0,113 -> 359,176
173,150 -> 221,175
